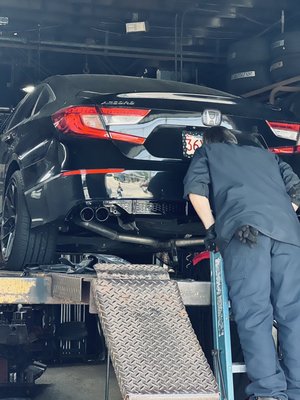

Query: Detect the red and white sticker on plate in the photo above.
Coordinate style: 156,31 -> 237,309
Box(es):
182,131 -> 203,158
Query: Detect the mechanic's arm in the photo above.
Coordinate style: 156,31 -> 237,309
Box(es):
276,155 -> 300,211
189,193 -> 215,229
183,147 -> 214,228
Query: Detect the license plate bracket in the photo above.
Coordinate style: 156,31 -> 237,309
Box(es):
182,131 -> 203,158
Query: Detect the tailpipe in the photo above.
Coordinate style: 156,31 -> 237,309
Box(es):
80,207 -> 95,222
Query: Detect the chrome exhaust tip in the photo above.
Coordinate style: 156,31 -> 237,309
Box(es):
80,207 -> 95,222
95,207 -> 109,222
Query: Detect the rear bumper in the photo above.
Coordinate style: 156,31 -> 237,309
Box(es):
25,174 -> 86,228
24,170 -> 187,228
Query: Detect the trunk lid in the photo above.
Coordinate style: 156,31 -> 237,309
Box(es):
94,91 -> 279,160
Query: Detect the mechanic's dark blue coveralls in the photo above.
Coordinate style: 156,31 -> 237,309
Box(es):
183,143 -> 300,400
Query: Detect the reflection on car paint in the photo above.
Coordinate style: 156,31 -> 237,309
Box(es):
30,189 -> 43,199
19,140 -> 49,161
81,172 -> 90,200
105,170 -> 185,200
117,92 -> 237,105
106,172 -> 154,199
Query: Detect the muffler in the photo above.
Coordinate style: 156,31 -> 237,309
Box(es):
75,219 -> 204,249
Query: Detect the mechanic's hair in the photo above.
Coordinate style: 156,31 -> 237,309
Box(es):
203,126 -> 238,145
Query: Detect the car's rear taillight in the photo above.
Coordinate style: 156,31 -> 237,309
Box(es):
100,107 -> 150,144
52,106 -> 150,143
269,145 -> 300,154
52,106 -> 108,139
266,121 -> 300,141
99,107 -> 150,125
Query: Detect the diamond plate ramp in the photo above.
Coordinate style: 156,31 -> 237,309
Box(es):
92,264 -> 219,400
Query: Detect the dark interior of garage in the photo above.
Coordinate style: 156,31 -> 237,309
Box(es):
0,0 -> 299,109
1,1 -> 300,400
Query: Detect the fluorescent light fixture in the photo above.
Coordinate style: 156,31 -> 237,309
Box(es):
126,21 -> 149,33
22,85 -> 35,93
0,17 -> 8,26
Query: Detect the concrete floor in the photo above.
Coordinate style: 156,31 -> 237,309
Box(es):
35,363 -> 121,400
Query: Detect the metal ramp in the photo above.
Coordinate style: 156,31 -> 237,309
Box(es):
92,263 -> 219,400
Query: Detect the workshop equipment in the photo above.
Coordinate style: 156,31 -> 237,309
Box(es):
0,256 -> 219,399
92,262 -> 219,400
210,252 -> 246,400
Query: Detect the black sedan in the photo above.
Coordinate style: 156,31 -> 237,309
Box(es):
0,74 -> 299,270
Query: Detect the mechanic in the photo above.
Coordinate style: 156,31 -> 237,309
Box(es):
183,126 -> 300,400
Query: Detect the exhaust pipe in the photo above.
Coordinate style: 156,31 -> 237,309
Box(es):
75,219 -> 204,249
95,207 -> 109,222
80,207 -> 95,222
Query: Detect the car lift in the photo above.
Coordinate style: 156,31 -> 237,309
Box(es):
0,254 -> 242,400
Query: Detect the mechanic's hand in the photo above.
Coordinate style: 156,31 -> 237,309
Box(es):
289,182 -> 300,210
235,225 -> 259,247
204,223 -> 217,252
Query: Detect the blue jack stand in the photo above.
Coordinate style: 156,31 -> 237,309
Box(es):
210,251 -> 235,400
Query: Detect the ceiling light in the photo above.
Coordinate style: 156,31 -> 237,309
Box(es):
209,17 -> 222,28
22,85 -> 35,93
126,21 -> 149,33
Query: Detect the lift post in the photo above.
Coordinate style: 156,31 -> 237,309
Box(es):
0,270 -> 212,309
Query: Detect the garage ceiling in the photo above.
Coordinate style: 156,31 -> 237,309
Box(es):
0,0 -> 298,104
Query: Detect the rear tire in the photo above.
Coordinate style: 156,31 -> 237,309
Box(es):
270,54 -> 300,82
271,31 -> 300,59
227,37 -> 270,67
1,171 -> 56,271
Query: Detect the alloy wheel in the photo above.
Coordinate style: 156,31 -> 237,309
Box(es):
1,180 -> 18,261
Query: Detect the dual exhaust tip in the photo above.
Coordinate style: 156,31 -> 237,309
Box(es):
80,206 -> 109,222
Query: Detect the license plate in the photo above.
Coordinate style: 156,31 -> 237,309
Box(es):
182,131 -> 203,157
